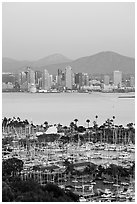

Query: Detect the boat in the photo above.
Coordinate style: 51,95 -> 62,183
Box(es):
121,182 -> 129,186
118,95 -> 135,98
103,180 -> 114,184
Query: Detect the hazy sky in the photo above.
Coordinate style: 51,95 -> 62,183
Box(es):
2,2 -> 135,60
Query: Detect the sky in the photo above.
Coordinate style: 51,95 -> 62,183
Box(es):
2,2 -> 135,61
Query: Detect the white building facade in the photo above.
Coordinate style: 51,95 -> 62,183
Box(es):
42,69 -> 51,90
65,66 -> 73,89
113,71 -> 122,88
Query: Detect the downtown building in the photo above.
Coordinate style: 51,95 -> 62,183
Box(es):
130,76 -> 135,87
27,68 -> 37,93
113,70 -> 122,88
74,73 -> 89,89
18,68 -> 36,92
65,66 -> 73,90
42,69 -> 51,91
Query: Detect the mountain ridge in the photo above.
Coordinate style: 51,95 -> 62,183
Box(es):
2,51 -> 135,75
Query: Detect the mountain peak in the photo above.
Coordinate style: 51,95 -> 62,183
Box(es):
2,51 -> 135,75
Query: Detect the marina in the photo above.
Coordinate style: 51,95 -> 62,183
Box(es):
2,116 -> 135,202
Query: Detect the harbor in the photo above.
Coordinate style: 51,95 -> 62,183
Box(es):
2,117 -> 135,202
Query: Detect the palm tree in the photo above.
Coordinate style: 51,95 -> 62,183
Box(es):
86,119 -> 90,128
74,119 -> 78,126
2,117 -> 8,132
95,115 -> 98,123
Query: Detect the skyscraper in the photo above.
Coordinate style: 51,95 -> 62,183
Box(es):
83,73 -> 89,86
42,69 -> 51,90
65,66 -> 73,89
25,67 -> 36,92
130,76 -> 135,87
113,71 -> 122,88
29,69 -> 35,85
57,69 -> 62,87
18,71 -> 26,86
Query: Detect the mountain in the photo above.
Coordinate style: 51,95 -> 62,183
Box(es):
43,51 -> 135,75
2,54 -> 72,73
2,51 -> 135,75
70,51 -> 135,75
2,58 -> 31,73
32,53 -> 72,67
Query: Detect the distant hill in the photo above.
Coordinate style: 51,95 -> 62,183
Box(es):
2,54 -> 72,73
32,53 -> 72,67
2,58 -> 32,73
2,51 -> 135,75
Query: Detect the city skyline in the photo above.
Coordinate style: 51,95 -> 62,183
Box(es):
3,2 -> 135,60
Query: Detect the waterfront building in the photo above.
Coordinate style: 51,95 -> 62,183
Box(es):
74,73 -> 86,89
49,75 -> 53,88
2,72 -> 15,84
57,69 -> 62,87
26,68 -> 36,92
104,75 -> 110,85
65,66 -> 73,89
102,84 -> 113,92
61,72 -> 66,87
113,71 -> 122,88
83,73 -> 89,86
35,71 -> 42,85
18,71 -> 27,86
130,76 -> 135,87
2,82 -> 14,91
42,69 -> 51,90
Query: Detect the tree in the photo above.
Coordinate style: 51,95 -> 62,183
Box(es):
74,119 -> 78,126
44,121 -> 48,129
86,119 -> 90,128
2,157 -> 24,177
2,181 -> 14,202
95,115 -> 98,123
2,117 -> 8,127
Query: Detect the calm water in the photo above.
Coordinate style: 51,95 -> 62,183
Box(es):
2,92 -> 135,126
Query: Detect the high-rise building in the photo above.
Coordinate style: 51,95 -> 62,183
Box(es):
42,69 -> 51,90
104,75 -> 110,85
49,75 -> 53,88
35,71 -> 42,85
26,67 -> 36,92
83,73 -> 89,86
65,66 -> 73,89
130,76 -> 135,87
57,69 -> 62,87
113,71 -> 122,88
18,71 -> 27,85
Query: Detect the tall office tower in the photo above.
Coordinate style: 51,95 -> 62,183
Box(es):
38,78 -> 43,89
35,71 -> 42,85
72,73 -> 75,86
130,76 -> 135,87
65,66 -> 73,89
25,67 -> 36,92
78,73 -> 83,87
113,71 -> 122,88
28,68 -> 36,92
18,71 -> 26,85
74,73 -> 84,88
57,69 -> 62,87
29,69 -> 35,85
55,75 -> 58,84
104,75 -> 110,85
75,73 -> 80,86
83,73 -> 89,86
49,75 -> 53,88
61,72 -> 66,87
42,69 -> 51,90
